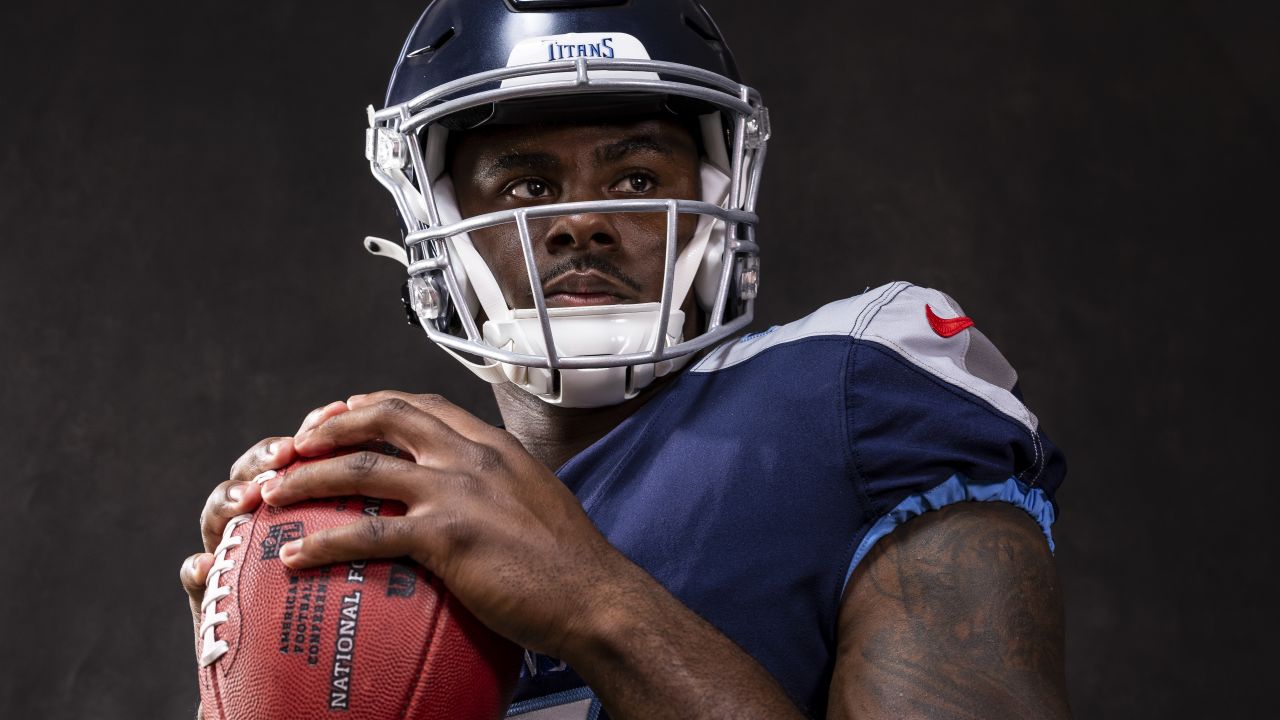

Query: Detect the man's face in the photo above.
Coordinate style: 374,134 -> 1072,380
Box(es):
449,116 -> 702,311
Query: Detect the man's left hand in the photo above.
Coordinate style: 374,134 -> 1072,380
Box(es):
260,390 -> 629,661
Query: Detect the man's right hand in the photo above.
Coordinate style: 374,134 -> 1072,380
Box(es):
177,401 -> 350,633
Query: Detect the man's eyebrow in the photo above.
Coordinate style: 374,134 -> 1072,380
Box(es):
479,151 -> 562,181
595,135 -> 674,164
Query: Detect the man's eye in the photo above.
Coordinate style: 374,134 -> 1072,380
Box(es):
613,173 -> 654,193
508,179 -> 550,199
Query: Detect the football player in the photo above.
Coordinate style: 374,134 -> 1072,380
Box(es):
181,1 -> 1070,717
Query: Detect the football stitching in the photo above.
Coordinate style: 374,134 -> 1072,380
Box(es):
199,514 -> 253,667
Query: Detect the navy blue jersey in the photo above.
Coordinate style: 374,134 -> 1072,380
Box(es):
506,282 -> 1066,719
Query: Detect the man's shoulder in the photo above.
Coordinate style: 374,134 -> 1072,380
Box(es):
841,281 -> 1033,433
694,281 -> 1012,375
689,281 -> 903,375
687,280 -> 1035,432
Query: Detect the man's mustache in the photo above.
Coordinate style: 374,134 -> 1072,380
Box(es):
538,256 -> 643,293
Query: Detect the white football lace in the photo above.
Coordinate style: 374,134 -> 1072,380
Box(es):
198,514 -> 252,667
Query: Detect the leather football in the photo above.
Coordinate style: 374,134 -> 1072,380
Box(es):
196,447 -> 521,719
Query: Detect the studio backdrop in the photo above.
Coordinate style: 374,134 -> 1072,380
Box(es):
0,1 -> 1275,718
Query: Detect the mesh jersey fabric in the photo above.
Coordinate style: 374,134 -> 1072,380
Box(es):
507,281 -> 1066,719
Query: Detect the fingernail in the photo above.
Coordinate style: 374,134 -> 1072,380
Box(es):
188,555 -> 199,573
264,441 -> 279,458
347,394 -> 366,405
253,469 -> 278,485
227,483 -> 245,503
260,476 -> 281,496
300,408 -> 322,432
280,540 -> 301,560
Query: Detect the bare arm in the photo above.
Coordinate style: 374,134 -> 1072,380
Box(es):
558,550 -> 807,720
259,392 -> 808,720
828,501 -> 1071,720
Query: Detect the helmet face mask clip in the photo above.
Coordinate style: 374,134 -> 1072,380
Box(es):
364,0 -> 769,408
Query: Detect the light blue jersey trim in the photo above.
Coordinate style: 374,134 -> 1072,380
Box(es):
507,686 -> 601,719
843,475 -> 1056,591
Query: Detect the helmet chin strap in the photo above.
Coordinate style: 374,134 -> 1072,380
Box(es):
483,303 -> 688,406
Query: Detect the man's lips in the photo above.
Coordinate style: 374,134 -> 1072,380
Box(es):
541,271 -> 633,307
544,291 -> 626,307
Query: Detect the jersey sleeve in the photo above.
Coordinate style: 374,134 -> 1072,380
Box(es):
841,282 -> 1066,590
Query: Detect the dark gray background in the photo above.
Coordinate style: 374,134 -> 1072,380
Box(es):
1,1 -> 1275,718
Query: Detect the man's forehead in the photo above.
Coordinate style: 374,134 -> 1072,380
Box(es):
457,116 -> 698,160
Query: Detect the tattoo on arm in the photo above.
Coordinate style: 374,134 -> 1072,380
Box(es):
829,502 -> 1071,720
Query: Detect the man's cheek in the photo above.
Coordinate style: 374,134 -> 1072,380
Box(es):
678,215 -> 699,247
618,214 -> 672,251
471,228 -> 531,307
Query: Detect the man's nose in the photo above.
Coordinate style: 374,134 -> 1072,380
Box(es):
542,208 -> 621,254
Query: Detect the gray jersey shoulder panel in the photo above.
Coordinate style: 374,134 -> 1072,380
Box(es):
691,282 -> 909,372
691,281 -> 1038,434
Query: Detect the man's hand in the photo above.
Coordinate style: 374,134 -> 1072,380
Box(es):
180,392 -> 805,719
177,401 -> 348,631
258,391 -> 633,661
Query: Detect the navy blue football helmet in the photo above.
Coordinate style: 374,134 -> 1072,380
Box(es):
364,0 -> 769,407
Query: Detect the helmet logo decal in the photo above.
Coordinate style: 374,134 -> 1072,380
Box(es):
546,37 -> 615,61
502,33 -> 656,88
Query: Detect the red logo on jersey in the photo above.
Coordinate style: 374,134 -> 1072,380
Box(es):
925,304 -> 975,338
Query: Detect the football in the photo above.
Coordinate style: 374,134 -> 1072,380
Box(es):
197,446 -> 522,719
